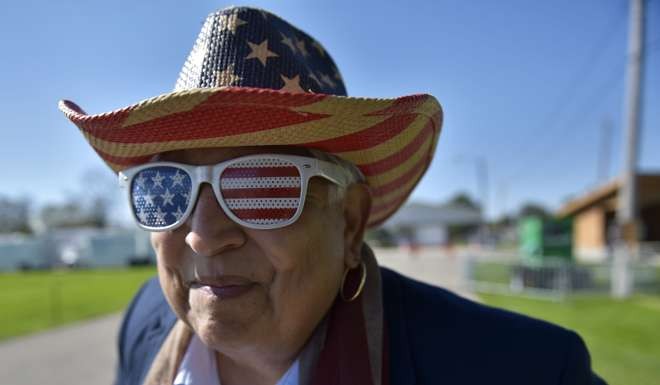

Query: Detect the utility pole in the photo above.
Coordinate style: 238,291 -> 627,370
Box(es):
497,182 -> 509,220
477,157 -> 489,245
597,118 -> 613,183
614,0 -> 645,298
477,157 -> 489,222
453,156 -> 490,245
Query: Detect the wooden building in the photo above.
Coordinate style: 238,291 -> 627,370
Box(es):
557,174 -> 660,262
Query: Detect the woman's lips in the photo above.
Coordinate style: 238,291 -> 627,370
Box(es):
189,277 -> 255,300
196,283 -> 254,299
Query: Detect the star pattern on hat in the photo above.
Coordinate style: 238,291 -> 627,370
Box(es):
320,73 -> 336,89
215,64 -> 242,86
307,72 -> 322,87
311,41 -> 325,57
295,38 -> 309,57
280,32 -> 297,54
179,8 -> 347,94
279,74 -> 305,93
246,39 -> 279,66
218,13 -> 247,34
332,67 -> 342,81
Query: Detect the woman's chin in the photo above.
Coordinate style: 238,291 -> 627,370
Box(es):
187,288 -> 269,347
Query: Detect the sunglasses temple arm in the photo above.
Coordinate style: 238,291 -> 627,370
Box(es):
118,172 -> 129,188
315,160 -> 350,187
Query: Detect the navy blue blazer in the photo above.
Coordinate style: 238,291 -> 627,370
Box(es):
114,268 -> 606,385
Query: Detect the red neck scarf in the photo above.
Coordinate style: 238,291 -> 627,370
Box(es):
311,271 -> 389,385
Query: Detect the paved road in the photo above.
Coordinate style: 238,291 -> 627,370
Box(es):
0,313 -> 121,385
0,247 -> 476,385
375,246 -> 478,300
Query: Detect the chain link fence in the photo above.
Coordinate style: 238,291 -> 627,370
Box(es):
464,254 -> 660,300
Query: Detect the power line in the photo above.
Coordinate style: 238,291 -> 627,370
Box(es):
511,60 -> 624,184
502,2 -> 627,183
507,15 -> 660,188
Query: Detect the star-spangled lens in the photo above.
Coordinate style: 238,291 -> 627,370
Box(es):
131,166 -> 192,228
220,157 -> 301,225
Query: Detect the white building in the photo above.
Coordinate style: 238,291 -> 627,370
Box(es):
0,227 -> 155,271
381,202 -> 482,246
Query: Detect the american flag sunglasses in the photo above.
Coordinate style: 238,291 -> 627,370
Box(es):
118,154 -> 351,231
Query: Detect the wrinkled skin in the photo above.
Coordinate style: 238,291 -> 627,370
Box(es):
149,146 -> 371,385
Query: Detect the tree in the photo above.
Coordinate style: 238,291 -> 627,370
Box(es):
38,167 -> 120,229
0,196 -> 31,233
80,168 -> 119,226
518,203 -> 551,219
40,201 -> 93,228
447,192 -> 481,211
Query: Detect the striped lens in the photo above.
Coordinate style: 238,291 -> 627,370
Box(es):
220,157 -> 302,226
130,166 -> 192,228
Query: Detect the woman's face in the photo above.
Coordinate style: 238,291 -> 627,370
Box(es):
150,146 -> 369,358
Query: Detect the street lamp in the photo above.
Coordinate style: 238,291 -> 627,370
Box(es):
454,156 -> 490,245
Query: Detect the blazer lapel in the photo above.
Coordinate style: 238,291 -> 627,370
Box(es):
381,268 -> 416,385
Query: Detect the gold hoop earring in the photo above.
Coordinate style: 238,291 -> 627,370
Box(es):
340,261 -> 367,302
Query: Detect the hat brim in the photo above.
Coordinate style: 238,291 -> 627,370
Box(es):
59,86 -> 442,227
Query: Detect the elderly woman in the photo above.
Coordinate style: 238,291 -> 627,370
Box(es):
59,6 -> 605,385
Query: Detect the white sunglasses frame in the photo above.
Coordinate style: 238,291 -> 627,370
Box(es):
118,153 -> 352,231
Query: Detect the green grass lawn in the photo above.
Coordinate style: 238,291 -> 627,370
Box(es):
0,267 -> 156,341
3,267 -> 659,384
480,293 -> 660,385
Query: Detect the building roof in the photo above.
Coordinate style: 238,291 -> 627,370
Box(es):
557,174 -> 660,218
382,202 -> 482,228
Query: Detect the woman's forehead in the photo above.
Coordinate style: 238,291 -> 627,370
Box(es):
152,146 -> 311,165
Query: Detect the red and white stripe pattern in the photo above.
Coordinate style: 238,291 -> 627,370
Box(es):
220,157 -> 302,225
60,88 -> 442,228
58,6 -> 443,227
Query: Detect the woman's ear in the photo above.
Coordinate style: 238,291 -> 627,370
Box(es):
342,183 -> 372,268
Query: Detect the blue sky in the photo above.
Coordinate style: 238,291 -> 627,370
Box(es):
0,0 -> 658,221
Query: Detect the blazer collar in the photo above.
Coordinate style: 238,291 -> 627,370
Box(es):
380,267 -> 416,385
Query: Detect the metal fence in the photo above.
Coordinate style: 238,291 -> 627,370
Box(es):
464,256 -> 660,300
638,242 -> 660,263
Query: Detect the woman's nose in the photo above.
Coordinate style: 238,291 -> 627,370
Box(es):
184,184 -> 246,256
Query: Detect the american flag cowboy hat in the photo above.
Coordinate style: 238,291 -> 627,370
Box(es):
58,6 -> 443,227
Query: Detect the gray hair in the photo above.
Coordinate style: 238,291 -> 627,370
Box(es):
307,148 -> 366,186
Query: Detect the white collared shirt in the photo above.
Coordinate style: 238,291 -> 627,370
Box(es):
173,334 -> 300,385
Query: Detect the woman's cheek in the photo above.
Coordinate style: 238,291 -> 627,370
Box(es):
152,232 -> 192,317
152,231 -> 184,261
